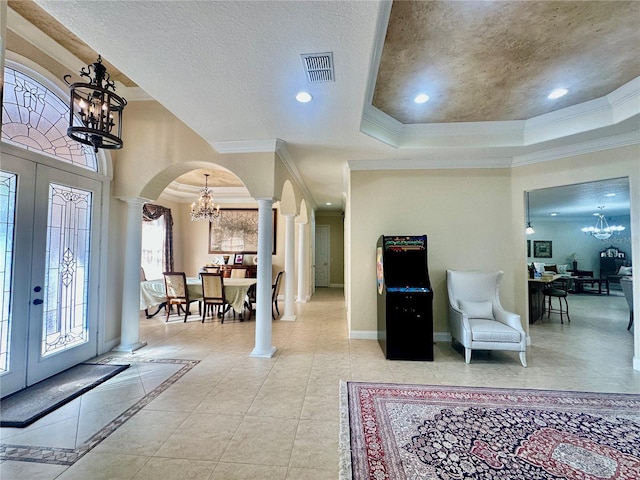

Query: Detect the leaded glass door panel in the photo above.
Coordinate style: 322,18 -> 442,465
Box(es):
0,153 -> 101,395
0,156 -> 35,395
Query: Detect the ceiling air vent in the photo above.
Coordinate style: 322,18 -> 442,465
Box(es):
301,52 -> 334,83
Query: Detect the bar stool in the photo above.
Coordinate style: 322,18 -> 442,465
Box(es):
543,286 -> 570,324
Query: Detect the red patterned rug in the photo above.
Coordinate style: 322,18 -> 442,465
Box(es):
339,382 -> 640,479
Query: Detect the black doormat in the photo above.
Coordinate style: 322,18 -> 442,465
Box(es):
1,362 -> 129,428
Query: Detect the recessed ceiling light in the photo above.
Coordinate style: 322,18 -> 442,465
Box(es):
548,88 -> 568,99
550,212 -> 558,216
296,91 -> 312,103
605,193 -> 616,197
414,93 -> 429,104
325,202 -> 332,206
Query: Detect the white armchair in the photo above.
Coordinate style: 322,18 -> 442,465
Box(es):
446,270 -> 527,367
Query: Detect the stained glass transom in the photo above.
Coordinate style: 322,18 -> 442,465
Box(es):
42,183 -> 92,357
2,66 -> 98,171
0,172 -> 17,373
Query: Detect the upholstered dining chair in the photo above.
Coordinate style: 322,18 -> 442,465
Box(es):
231,268 -> 247,278
200,273 -> 227,323
446,270 -> 527,367
163,272 -> 199,322
271,271 -> 284,320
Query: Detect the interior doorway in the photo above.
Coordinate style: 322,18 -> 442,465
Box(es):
315,225 -> 330,287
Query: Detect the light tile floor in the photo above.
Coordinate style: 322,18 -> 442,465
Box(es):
1,287 -> 638,479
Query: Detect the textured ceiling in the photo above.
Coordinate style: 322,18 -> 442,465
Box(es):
5,0 -> 639,214
7,0 -> 135,87
374,1 -> 640,123
528,177 -> 630,221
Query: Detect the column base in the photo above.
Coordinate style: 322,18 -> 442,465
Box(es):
281,315 -> 297,321
250,346 -> 277,358
112,341 -> 147,353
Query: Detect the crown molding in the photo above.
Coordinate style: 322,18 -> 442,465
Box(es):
512,131 -> 640,167
348,155 -> 513,171
275,140 -> 318,211
211,139 -> 280,154
159,183 -> 253,205
208,139 -> 318,210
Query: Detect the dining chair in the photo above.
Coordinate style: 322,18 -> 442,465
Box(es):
231,268 -> 247,278
272,271 -> 284,320
244,283 -> 257,321
163,272 -> 198,322
200,273 -> 227,323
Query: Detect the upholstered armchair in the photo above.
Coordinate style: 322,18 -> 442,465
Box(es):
446,270 -> 527,367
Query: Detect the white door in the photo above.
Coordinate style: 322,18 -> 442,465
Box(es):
315,225 -> 330,287
1,153 -> 101,395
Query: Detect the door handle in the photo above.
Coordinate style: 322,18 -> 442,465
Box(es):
33,299 -> 43,305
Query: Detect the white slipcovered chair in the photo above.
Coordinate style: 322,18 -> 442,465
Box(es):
446,270 -> 527,367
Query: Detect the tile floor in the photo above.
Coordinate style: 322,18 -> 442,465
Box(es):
1,287 -> 638,479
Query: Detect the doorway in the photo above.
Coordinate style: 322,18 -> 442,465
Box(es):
1,151 -> 102,396
315,225 -> 330,287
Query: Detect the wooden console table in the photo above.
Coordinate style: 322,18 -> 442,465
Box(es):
572,276 -> 609,294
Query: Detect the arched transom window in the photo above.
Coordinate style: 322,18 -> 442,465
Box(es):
2,66 -> 98,171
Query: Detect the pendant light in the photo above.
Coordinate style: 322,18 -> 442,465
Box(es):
65,56 -> 127,153
191,174 -> 220,222
525,191 -> 535,235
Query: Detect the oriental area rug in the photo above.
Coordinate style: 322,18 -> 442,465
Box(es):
339,382 -> 640,480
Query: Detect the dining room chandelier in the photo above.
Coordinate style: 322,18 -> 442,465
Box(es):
191,174 -> 220,222
64,56 -> 127,153
581,206 -> 625,240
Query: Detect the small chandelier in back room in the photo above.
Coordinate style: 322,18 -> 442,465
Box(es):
64,56 -> 127,153
581,206 -> 625,240
191,174 -> 221,222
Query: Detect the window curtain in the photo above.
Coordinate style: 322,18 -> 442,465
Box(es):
142,204 -> 174,273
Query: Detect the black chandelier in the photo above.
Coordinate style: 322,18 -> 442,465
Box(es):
64,56 -> 127,153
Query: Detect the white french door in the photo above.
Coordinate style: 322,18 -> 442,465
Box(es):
1,152 -> 101,396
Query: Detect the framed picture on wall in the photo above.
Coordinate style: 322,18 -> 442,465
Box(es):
208,208 -> 277,254
527,240 -> 531,258
533,240 -> 552,258
234,254 -> 244,265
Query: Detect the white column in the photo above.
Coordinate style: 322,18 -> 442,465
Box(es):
113,197 -> 147,352
281,213 -> 297,321
296,220 -> 309,303
251,198 -> 276,358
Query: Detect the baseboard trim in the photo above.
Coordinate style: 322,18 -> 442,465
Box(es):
349,331 -> 452,342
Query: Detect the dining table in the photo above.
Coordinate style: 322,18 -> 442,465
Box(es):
140,277 -> 257,319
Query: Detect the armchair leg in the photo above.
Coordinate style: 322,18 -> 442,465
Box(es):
465,348 -> 471,364
519,351 -> 527,367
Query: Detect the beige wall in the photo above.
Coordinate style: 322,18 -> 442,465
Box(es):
347,145 -> 639,368
510,145 -> 640,366
348,168 -> 515,335
176,202 -> 285,283
316,213 -> 345,286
